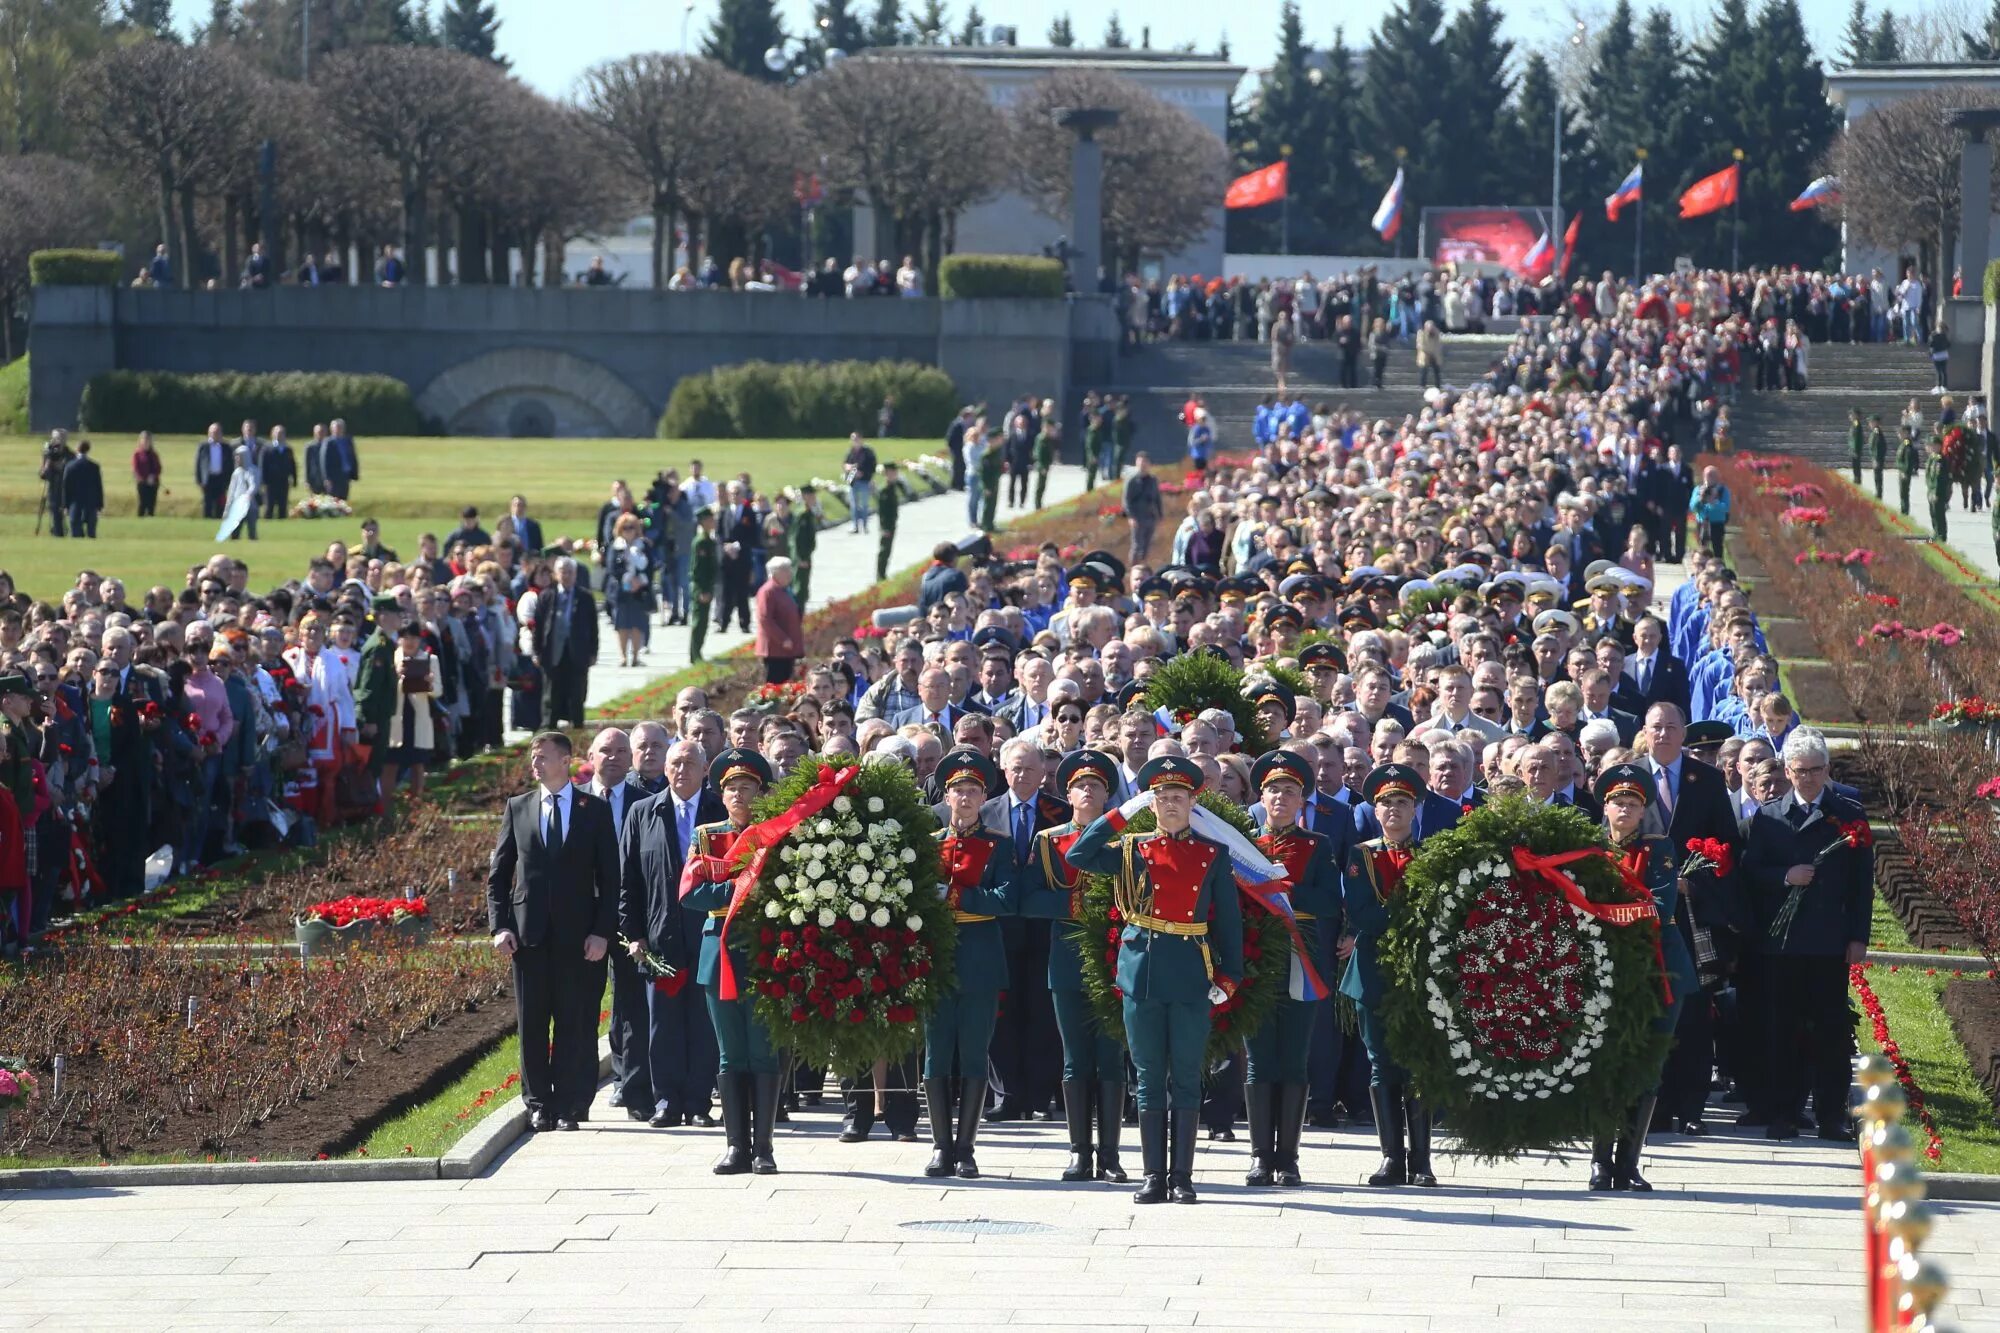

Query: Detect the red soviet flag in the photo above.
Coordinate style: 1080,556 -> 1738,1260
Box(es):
1225,161 -> 1288,210
1679,163 -> 1740,220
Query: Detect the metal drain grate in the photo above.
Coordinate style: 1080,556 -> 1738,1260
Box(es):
900,1218 -> 1057,1236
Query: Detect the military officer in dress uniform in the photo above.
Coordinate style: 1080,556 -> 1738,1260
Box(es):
1244,751 -> 1340,1188
1067,756 -> 1245,1206
1018,749 -> 1128,1183
925,748 -> 1017,1180
1593,762 -> 1694,1191
1340,763 -> 1437,1188
679,748 -> 783,1175
687,507 -> 718,663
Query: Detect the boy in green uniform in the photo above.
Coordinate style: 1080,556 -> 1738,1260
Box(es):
1847,408 -> 1865,485
1926,451 -> 1950,540
1897,432 -> 1921,516
875,462 -> 909,582
1081,393 -> 1103,490
1110,396 -> 1134,481
349,595 -> 402,805
789,485 -> 819,608
978,438 -> 1003,532
1871,414 -> 1889,500
688,507 -> 717,663
1032,420 -> 1056,510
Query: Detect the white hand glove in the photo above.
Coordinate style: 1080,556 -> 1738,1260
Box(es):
1116,790 -> 1154,822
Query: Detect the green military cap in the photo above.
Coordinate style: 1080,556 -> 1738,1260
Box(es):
1252,750 -> 1314,792
1057,749 -> 1120,793
0,673 -> 34,698
371,594 -> 401,614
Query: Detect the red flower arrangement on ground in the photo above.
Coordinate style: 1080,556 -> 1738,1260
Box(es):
747,680 -> 808,708
1932,698 -> 1999,726
1852,962 -> 1945,1163
303,896 -> 428,927
1975,775 -> 2000,801
1780,505 -> 1830,528
454,1072 -> 521,1121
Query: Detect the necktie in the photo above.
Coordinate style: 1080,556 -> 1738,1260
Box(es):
1655,766 -> 1674,817
1790,799 -> 1811,829
1014,802 -> 1032,860
545,793 -> 564,855
1638,658 -> 1652,694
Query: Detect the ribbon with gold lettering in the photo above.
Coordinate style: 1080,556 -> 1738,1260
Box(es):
1509,845 -> 1671,1006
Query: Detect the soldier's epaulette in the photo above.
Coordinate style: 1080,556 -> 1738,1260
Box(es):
693,819 -> 735,838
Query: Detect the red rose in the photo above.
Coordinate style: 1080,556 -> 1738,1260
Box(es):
754,951 -> 773,969
788,976 -> 806,994
760,927 -> 777,946
848,1009 -> 867,1024
779,930 -> 797,948
834,919 -> 853,937
790,1007 -> 808,1023
803,926 -> 821,945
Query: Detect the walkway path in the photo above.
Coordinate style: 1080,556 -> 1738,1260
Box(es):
1906,469 -> 2000,584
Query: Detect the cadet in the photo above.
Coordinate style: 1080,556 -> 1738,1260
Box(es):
1592,762 -> 1694,1192
1018,749 -> 1128,1183
1082,394 -> 1106,491
1067,756 -> 1244,1206
1032,414 -> 1057,510
789,485 -> 818,607
1925,448 -> 1950,540
978,435 -> 1003,533
1110,396 -> 1135,480
876,461 -> 909,582
687,506 -> 717,663
1244,751 -> 1341,1188
1870,413 -> 1889,500
1897,430 -> 1920,516
1340,764 -> 1437,1188
925,748 -> 1017,1180
678,748 -> 783,1175
1847,407 -> 1865,485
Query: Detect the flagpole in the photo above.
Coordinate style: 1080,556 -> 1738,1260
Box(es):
1633,148 -> 1647,283
1280,144 -> 1293,256
1731,148 -> 1745,271
1394,146 -> 1408,260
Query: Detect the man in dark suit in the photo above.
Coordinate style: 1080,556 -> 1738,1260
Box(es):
715,481 -> 760,633
1625,615 -> 1691,716
487,731 -> 620,1131
324,418 -> 360,499
61,439 -> 104,539
1578,668 -> 1641,746
891,667 -> 971,733
620,737 -> 723,1128
261,426 -> 297,520
533,557 -> 597,728
582,729 -> 649,1116
194,424 -> 232,519
1743,728 -> 1871,1141
980,736 -> 1068,1122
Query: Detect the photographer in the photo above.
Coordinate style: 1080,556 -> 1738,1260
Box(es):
38,430 -> 74,538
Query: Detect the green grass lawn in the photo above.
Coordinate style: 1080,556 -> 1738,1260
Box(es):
0,433 -> 855,600
1857,963 -> 2000,1175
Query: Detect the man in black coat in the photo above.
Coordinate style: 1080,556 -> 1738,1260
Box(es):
979,736 -> 1069,1121
1623,615 -> 1691,717
533,557 -> 598,729
261,426 -> 298,520
62,440 -> 105,539
487,731 -> 620,1131
1743,728 -> 1871,1141
715,481 -> 760,634
619,737 -> 723,1127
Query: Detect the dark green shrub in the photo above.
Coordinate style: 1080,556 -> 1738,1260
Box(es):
656,372 -> 730,438
78,370 -> 425,435
937,255 -> 1065,299
30,249 -> 121,287
658,360 -> 957,439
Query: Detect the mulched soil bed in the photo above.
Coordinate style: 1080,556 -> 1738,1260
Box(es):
1876,838 -> 1980,953
1763,618 -> 1820,662
1784,661 -> 1878,726
1944,977 -> 2000,1118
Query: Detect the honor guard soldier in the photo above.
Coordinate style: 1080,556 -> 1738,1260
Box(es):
1019,749 -> 1128,1183
925,748 -> 1017,1180
679,748 -> 782,1175
1244,751 -> 1340,1188
1067,756 -> 1244,1206
1340,763 -> 1437,1188
1593,763 -> 1694,1191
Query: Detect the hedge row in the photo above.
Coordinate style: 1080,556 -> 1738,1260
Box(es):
1985,258 -> 2000,309
78,370 -> 427,436
938,254 -> 1066,300
30,249 -> 121,287
659,359 -> 956,440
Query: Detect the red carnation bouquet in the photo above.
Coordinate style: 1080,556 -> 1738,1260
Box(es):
1679,836 -> 1734,880
303,895 -> 428,927
1768,818 -> 1872,946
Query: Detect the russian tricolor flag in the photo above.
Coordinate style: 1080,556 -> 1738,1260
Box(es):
1522,228 -> 1550,273
1605,163 -> 1643,222
1791,175 -> 1840,212
1372,167 -> 1404,242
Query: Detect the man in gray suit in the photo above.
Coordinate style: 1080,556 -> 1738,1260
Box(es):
979,736 -> 1066,1122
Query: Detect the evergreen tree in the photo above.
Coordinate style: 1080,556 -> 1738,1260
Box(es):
441,0 -> 506,65
1103,12 -> 1128,47
395,0 -> 440,45
119,0 -> 176,37
1628,8 -> 1690,270
1869,10 -> 1902,59
1357,0 -> 1449,250
1512,52 -> 1586,273
1046,13 -> 1075,46
1735,0 -> 1838,263
1839,0 -> 1872,67
910,0 -> 947,43
1441,0 -> 1513,208
705,0 -> 786,78
807,0 -> 866,64
867,0 -> 904,47
1964,0 -> 2000,59
956,4 -> 984,44
1218,31 -> 1231,60
204,0 -> 236,43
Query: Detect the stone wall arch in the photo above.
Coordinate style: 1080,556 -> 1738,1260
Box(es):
417,348 -> 654,438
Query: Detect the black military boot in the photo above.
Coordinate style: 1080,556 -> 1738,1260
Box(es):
1615,1094 -> 1659,1192
923,1078 -> 956,1178
1367,1086 -> 1406,1187
1243,1083 -> 1276,1187
1096,1081 -> 1129,1183
1061,1080 -> 1093,1182
1589,1136 -> 1616,1191
751,1072 -> 782,1174
954,1078 -> 987,1179
712,1073 -> 752,1176
1167,1109 -> 1199,1203
1133,1110 -> 1168,1204
840,1082 -> 875,1143
1405,1092 -> 1437,1188
1274,1084 -> 1309,1187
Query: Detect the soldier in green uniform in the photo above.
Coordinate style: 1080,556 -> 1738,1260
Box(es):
1870,414 -> 1889,501
349,594 -> 402,800
679,748 -> 784,1175
1925,450 -> 1950,539
1110,395 -> 1135,481
1067,756 -> 1244,1206
978,437 -> 1003,533
687,507 -> 717,663
925,749 -> 1016,1180
789,486 -> 819,609
1340,764 -> 1437,1189
1019,749 -> 1128,1183
1847,408 -> 1865,485
1897,431 -> 1921,516
1032,417 -> 1057,511
875,462 -> 908,582
1244,751 -> 1341,1188
1081,392 -> 1104,490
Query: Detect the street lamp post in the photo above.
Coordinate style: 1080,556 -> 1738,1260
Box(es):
1280,143 -> 1294,256
681,1 -> 695,54
1731,147 -> 1746,271
1552,19 -> 1587,288
1633,146 -> 1648,283
1393,145 -> 1407,259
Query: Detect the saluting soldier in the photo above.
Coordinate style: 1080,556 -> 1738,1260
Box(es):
789,485 -> 818,607
687,507 -> 718,663
925,748 -> 1017,1180
679,747 -> 783,1175
1340,763 -> 1437,1188
1592,762 -> 1694,1192
1018,749 -> 1128,1183
1244,750 -> 1341,1188
1082,394 -> 1106,491
1067,756 -> 1244,1206
1032,413 -> 1057,511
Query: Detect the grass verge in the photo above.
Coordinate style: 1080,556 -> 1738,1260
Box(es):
1856,963 -> 2000,1175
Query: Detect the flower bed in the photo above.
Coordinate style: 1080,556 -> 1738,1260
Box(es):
1853,962 -> 1946,1163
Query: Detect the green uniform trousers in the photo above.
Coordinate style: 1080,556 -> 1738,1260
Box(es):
1244,996 -> 1318,1085
1052,987 -> 1124,1084
979,485 -> 999,532
1122,996 -> 1208,1112
922,987 -> 1000,1079
1875,464 -> 1885,500
1899,477 -> 1913,515
876,529 -> 895,582
1359,1007 -> 1407,1088
706,984 -> 780,1075
1033,466 -> 1051,511
689,593 -> 711,662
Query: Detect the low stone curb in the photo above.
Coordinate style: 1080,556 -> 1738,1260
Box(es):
1869,950 -> 1989,972
1921,1173 -> 2000,1201
0,1038 -> 609,1192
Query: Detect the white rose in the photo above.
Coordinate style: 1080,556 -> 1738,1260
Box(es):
868,797 -> 885,813
775,874 -> 791,891
849,865 -> 868,885
863,885 -> 881,902
779,846 -> 796,864
844,820 -> 863,837
906,914 -> 924,931
871,907 -> 891,928
834,796 -> 853,814
764,901 -> 781,918
817,818 -> 835,835
882,819 -> 901,834
902,848 -> 917,864
789,908 -> 806,925
896,878 -> 912,896
849,902 -> 867,922
806,860 -> 826,881
817,908 -> 837,928
1456,869 -> 1472,886
871,869 -> 886,884
855,844 -> 873,862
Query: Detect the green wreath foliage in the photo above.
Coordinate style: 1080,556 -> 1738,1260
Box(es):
738,757 -> 957,1074
1379,794 -> 1672,1160
1143,650 -> 1272,755
1070,792 -> 1291,1067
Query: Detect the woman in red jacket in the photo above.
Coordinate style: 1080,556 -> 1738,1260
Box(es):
131,431 -> 163,517
752,557 -> 805,684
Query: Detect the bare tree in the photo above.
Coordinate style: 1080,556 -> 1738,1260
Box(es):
261,80 -> 401,274
1829,87 -> 2000,299
314,45 -> 510,285
465,88 -> 628,285
1008,67 -> 1226,270
1898,0 -> 1984,60
0,155 -> 109,359
685,74 -> 808,265
798,56 -> 1006,288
